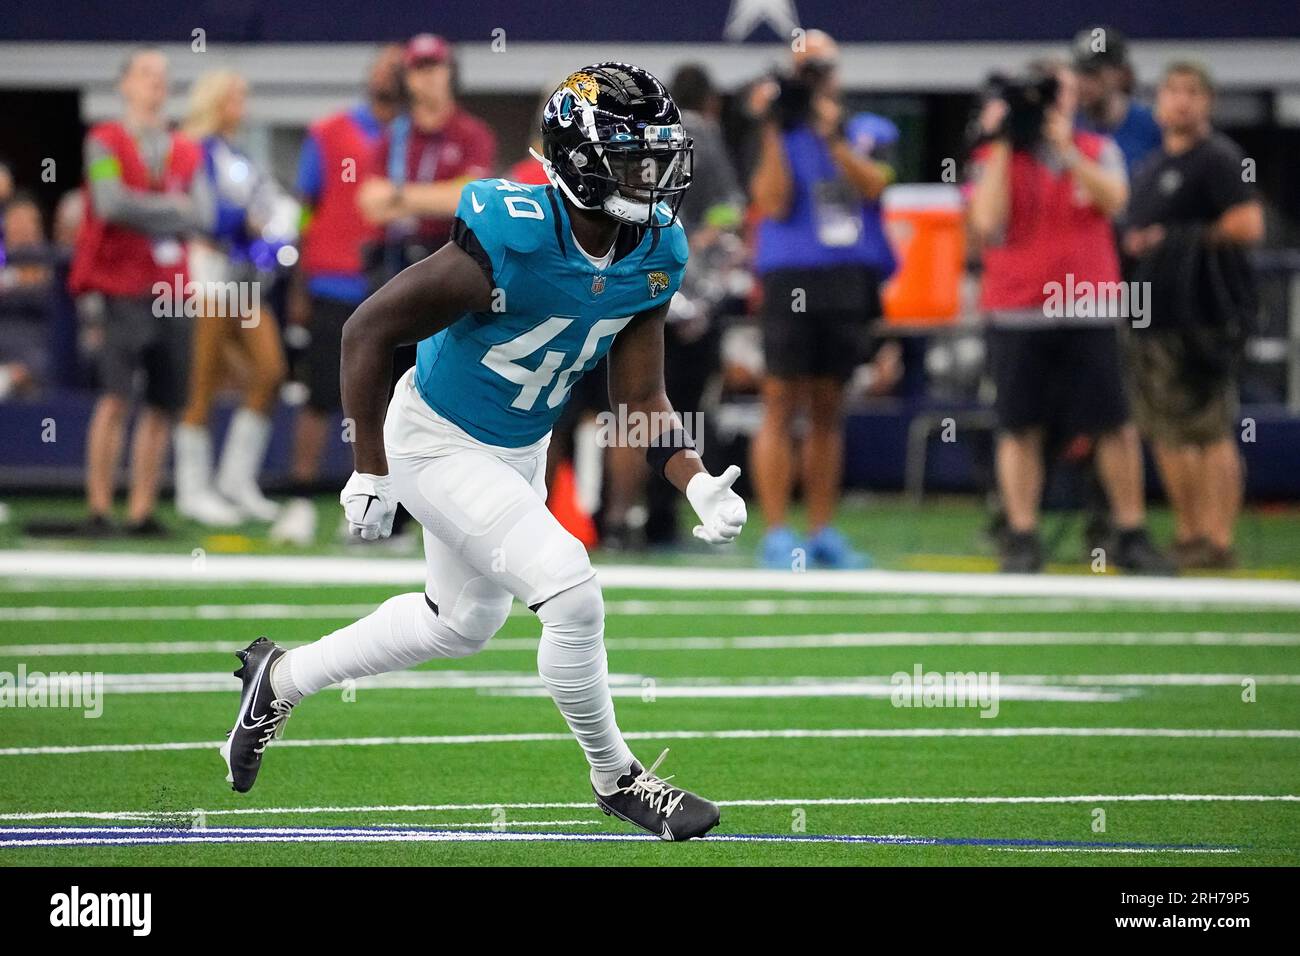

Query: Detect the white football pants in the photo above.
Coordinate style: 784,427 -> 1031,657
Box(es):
279,370 -> 634,775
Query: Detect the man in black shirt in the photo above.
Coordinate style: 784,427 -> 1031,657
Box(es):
1123,61 -> 1263,569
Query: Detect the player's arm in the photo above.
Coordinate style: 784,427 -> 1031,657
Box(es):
338,241 -> 492,537
606,304 -> 747,544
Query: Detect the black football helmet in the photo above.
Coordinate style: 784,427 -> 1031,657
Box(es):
537,62 -> 693,228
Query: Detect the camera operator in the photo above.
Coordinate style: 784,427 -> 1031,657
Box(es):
968,59 -> 1171,574
748,29 -> 895,569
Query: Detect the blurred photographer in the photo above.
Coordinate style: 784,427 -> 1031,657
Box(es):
748,29 -> 895,569
968,60 -> 1170,574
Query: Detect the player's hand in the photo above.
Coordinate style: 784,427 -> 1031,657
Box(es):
686,465 -> 748,545
340,471 -> 397,541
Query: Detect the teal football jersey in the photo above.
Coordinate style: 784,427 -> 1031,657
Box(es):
413,179 -> 688,447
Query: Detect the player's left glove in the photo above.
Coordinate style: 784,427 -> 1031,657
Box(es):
686,465 -> 747,545
340,471 -> 397,541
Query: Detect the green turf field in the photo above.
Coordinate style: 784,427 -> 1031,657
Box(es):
5,492 -> 1300,574
2,559 -> 1298,865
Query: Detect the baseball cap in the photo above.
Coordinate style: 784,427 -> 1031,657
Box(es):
1072,25 -> 1129,71
404,33 -> 450,68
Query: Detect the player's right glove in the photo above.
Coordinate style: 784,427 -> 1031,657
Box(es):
340,471 -> 397,541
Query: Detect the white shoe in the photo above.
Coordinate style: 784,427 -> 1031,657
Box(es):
181,489 -> 246,527
174,424 -> 243,527
215,409 -> 280,522
269,497 -> 317,546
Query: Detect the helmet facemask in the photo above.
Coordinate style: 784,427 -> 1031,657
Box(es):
540,68 -> 694,229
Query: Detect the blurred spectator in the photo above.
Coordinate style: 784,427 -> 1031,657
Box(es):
0,193 -> 50,396
747,30 -> 894,569
1072,26 -> 1162,176
2,193 -> 51,287
273,44 -> 404,546
358,34 -> 496,282
967,59 -> 1169,574
174,69 -> 293,527
68,47 -> 212,536
53,189 -> 84,249
0,160 -> 13,210
1123,62 -> 1263,569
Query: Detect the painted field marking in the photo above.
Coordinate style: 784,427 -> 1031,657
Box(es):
4,595 -> 1292,623
4,726 -> 1300,757
3,793 -> 1296,823
4,550 -> 1300,605
0,825 -> 1239,853
3,669 -> 1163,702
5,631 -> 1300,659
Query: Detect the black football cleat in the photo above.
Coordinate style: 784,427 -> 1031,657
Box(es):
594,749 -> 720,841
220,637 -> 294,793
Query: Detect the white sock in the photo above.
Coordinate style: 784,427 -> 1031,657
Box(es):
591,764 -> 634,796
173,424 -> 213,504
269,657 -> 302,704
535,578 -> 635,780
216,408 -> 271,495
278,592 -> 487,698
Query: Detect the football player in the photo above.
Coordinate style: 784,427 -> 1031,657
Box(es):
221,64 -> 746,841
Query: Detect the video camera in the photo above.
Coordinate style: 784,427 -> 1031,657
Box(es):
982,68 -> 1060,150
768,59 -> 835,130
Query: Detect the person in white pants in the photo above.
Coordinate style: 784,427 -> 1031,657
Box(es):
174,70 -> 295,525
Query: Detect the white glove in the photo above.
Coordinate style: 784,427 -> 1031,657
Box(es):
686,465 -> 748,545
340,471 -> 397,541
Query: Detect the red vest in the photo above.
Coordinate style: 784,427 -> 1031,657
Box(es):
978,132 -> 1121,313
299,111 -> 381,277
69,121 -> 202,297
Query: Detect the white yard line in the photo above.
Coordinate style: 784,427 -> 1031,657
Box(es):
2,669 -> 1161,702
5,632 -> 1300,659
3,596 -> 1288,623
4,793 -> 1296,823
4,550 -> 1300,605
4,725 -> 1299,757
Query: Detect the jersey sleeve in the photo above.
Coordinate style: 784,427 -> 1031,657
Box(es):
451,180 -> 550,291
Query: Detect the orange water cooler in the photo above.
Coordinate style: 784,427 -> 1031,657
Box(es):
880,183 -> 966,326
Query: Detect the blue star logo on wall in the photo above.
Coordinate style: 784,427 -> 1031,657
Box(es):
723,0 -> 801,41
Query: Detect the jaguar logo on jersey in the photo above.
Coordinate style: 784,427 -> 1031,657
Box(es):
563,71 -> 600,106
647,271 -> 670,297
591,274 -> 606,296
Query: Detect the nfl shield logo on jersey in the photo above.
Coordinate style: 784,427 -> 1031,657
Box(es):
591,274 -> 606,296
647,271 -> 670,297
